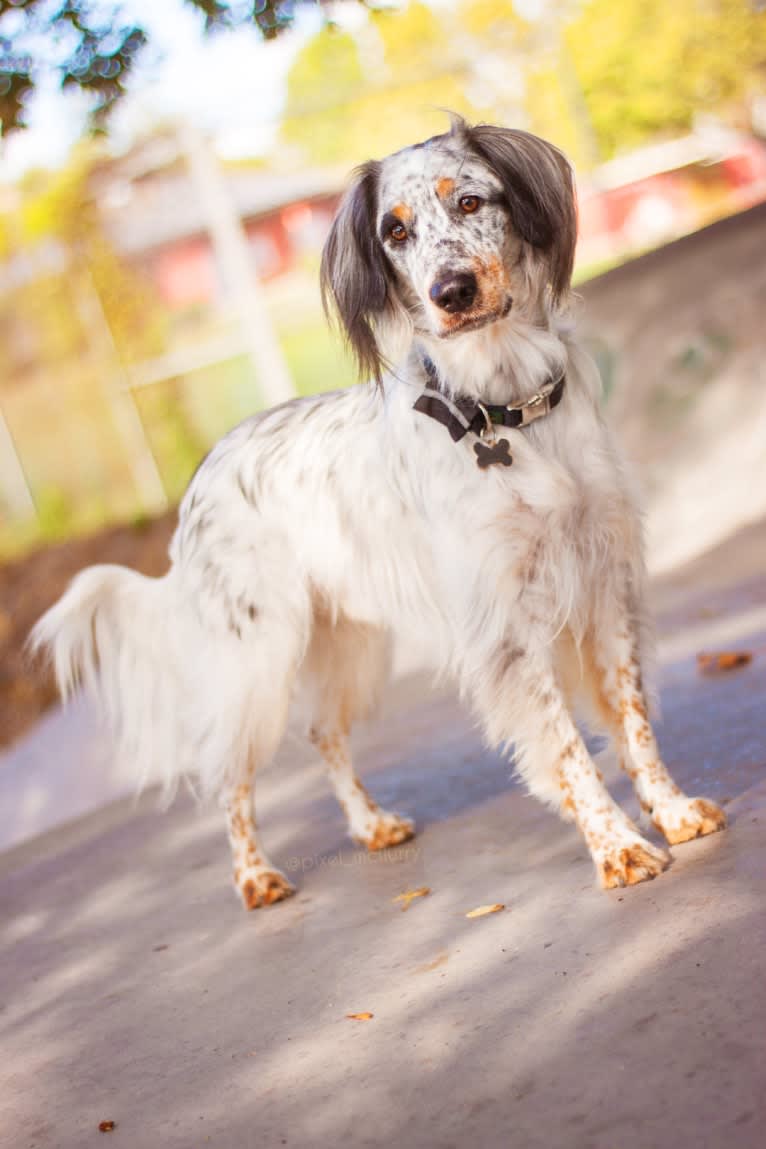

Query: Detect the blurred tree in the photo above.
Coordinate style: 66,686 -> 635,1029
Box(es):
0,147 -> 190,517
0,0 -> 338,136
2,0 -> 764,149
455,0 -> 531,116
0,0 -> 147,135
281,24 -> 367,165
565,0 -> 766,159
280,0 -> 766,168
453,0 -> 600,168
10,148 -> 166,361
282,2 -> 475,164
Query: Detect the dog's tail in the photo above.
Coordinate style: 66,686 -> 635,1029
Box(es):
30,565 -> 243,798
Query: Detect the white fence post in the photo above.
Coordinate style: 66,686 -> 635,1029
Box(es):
75,270 -> 168,516
0,399 -> 36,520
179,122 -> 295,409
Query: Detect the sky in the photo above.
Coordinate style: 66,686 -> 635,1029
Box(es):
0,0 -> 321,180
0,0 -> 548,182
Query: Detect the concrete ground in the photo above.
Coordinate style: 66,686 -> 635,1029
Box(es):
1,522 -> 765,1149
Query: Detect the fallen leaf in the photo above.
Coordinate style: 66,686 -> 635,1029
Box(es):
415,951 -> 449,973
347,1012 -> 374,1021
466,903 -> 505,919
392,886 -> 431,911
696,651 -> 752,675
98,1121 -> 116,1133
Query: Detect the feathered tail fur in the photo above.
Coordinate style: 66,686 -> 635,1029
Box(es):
29,565 -> 262,799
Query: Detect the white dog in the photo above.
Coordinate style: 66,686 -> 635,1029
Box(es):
33,118 -> 726,909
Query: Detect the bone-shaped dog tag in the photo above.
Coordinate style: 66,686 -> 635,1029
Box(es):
473,438 -> 513,469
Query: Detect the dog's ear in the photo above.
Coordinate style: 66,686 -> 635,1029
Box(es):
320,160 -> 391,384
461,123 -> 577,307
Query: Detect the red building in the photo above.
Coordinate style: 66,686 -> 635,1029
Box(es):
92,133 -> 344,311
92,127 -> 766,308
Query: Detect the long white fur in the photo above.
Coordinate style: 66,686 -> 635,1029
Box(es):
32,121 -> 725,908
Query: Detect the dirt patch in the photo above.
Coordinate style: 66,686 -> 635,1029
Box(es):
0,513 -> 175,749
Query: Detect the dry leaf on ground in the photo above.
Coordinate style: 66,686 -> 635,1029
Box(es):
465,903 -> 505,919
98,1121 -> 116,1132
392,886 -> 431,911
346,1012 -> 374,1021
696,651 -> 753,675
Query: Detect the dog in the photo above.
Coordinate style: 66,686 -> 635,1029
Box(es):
32,117 -> 726,909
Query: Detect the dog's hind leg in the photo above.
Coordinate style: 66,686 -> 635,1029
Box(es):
310,725 -> 415,850
304,615 -> 415,850
224,746 -> 296,910
222,633 -> 304,910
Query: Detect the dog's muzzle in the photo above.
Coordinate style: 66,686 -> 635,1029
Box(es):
429,271 -> 478,314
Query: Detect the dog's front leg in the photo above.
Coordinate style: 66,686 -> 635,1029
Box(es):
473,645 -> 671,887
583,618 -> 727,847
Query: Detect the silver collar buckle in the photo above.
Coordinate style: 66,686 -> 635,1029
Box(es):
513,385 -> 553,427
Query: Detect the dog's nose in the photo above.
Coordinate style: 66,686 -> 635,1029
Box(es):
429,271 -> 478,314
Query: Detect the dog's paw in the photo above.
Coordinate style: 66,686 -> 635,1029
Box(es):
595,836 -> 671,889
651,795 -> 727,846
357,811 -> 415,852
235,866 -> 295,910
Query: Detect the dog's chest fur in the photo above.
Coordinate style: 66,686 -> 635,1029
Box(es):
174,324 -> 624,658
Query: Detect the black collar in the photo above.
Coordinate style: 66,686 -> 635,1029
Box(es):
413,356 -> 566,444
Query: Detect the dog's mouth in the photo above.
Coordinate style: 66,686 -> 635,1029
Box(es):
436,296 -> 513,339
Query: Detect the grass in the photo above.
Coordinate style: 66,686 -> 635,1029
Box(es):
0,310 -> 358,560
281,316 -> 356,397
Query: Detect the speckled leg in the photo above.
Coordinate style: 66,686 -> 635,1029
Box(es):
585,624 -> 727,847
310,725 -> 415,850
304,614 -> 414,850
474,646 -> 670,889
225,769 -> 294,910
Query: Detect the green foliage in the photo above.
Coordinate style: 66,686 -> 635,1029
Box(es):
282,26 -> 367,164
33,484 -> 79,543
458,0 -> 528,41
281,0 -> 766,169
522,59 -> 585,165
6,147 -> 168,364
133,382 -> 206,503
0,0 -> 343,136
279,316 -> 356,397
566,0 -> 766,160
0,146 -> 177,549
282,3 -> 475,165
0,0 -> 147,135
3,0 -> 763,160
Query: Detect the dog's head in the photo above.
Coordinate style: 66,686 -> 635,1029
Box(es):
320,118 -> 577,382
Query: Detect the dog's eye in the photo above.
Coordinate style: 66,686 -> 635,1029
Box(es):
459,195 -> 481,214
389,223 -> 408,243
